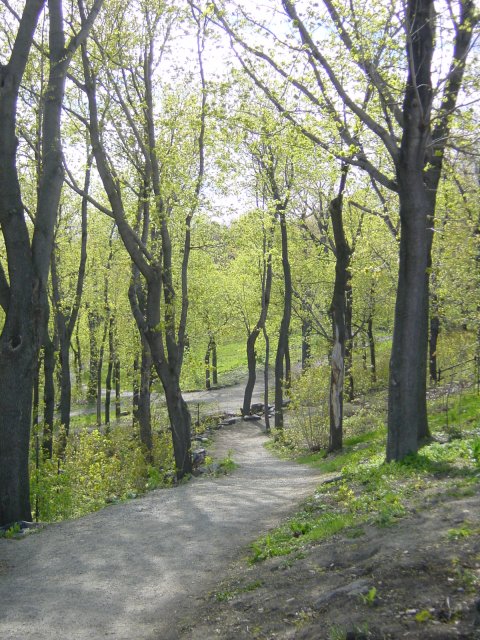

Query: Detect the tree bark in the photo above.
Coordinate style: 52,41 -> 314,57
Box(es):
205,339 -> 211,390
137,338 -> 152,458
105,316 -> 115,425
345,277 -> 354,401
114,357 -> 121,420
328,169 -> 350,452
387,0 -> 434,460
274,206 -> 292,429
211,338 -> 218,386
367,316 -> 376,384
42,332 -> 55,458
263,325 -> 271,433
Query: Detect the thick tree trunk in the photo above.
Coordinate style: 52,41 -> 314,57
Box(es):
243,329 -> 260,415
137,339 -> 152,458
387,178 -> 430,459
163,380 -> 192,478
387,0 -> 434,459
0,321 -> 35,525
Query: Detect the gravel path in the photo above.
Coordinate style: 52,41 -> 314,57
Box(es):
0,390 -> 321,640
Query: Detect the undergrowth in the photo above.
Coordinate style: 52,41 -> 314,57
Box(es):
30,423 -> 175,522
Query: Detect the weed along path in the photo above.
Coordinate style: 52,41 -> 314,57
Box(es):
0,420 -> 321,640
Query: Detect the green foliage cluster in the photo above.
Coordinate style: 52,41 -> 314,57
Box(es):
30,426 -> 174,522
288,366 -> 330,451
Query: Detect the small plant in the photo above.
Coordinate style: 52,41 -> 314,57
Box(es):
218,450 -> 237,474
415,609 -> 433,622
360,586 -> 378,606
447,526 -> 473,540
0,522 -> 21,539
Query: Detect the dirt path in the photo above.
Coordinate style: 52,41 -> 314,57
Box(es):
0,419 -> 321,640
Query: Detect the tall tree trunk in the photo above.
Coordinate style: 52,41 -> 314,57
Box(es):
387,0 -> 434,460
211,337 -> 218,386
284,338 -> 291,391
132,353 -> 139,427
205,339 -> 211,390
74,325 -> 82,391
274,208 -> 292,429
367,317 -> 376,383
345,277 -> 354,401
42,332 -> 55,458
137,338 -> 152,458
263,325 -> 271,433
163,380 -> 192,477
114,357 -> 121,420
243,330 -> 259,415
105,315 -> 115,425
387,175 -> 429,458
328,169 -> 350,452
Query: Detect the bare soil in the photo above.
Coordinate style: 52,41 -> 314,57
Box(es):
179,476 -> 480,640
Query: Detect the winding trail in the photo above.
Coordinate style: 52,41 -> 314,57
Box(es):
0,390 -> 321,640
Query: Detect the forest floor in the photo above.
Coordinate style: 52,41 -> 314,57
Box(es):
1,379 -> 479,640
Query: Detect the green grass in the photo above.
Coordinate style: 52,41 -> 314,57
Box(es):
250,511 -> 356,563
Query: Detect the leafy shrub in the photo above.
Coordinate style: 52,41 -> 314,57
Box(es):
30,422 -> 175,522
287,366 -> 330,451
